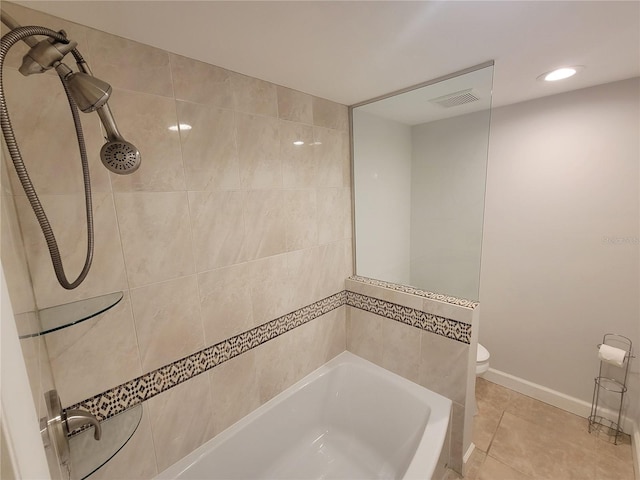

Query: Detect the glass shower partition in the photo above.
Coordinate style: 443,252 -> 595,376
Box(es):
351,62 -> 493,301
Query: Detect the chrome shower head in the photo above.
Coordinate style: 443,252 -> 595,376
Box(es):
57,64 -> 111,112
94,104 -> 141,174
55,62 -> 142,175
100,140 -> 141,174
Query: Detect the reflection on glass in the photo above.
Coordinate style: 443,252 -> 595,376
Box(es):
352,63 -> 493,301
69,404 -> 143,480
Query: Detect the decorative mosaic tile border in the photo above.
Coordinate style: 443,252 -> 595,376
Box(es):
346,291 -> 472,344
349,275 -> 479,309
67,291 -> 347,422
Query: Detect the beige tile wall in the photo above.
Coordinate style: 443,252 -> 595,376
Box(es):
1,2 -> 351,475
345,278 -> 476,474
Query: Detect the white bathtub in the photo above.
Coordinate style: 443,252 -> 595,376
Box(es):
156,352 -> 452,480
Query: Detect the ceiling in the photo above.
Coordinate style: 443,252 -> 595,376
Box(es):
14,1 -> 640,108
356,63 -> 494,125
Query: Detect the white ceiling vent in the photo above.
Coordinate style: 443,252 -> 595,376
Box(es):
429,89 -> 480,108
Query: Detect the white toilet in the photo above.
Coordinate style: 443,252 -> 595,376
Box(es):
476,343 -> 490,376
474,343 -> 490,416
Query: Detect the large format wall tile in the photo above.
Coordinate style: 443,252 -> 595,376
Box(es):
130,275 -> 204,373
231,73 -> 278,117
236,112 -> 282,189
147,373 -> 215,472
293,306 -> 346,376
188,190 -> 247,271
280,120 -> 316,188
312,96 -> 349,132
284,189 -> 318,251
419,331 -> 469,404
317,188 -> 351,245
242,189 -> 287,260
108,89 -> 185,192
177,101 -> 240,191
248,253 -> 295,325
198,263 -> 255,347
314,127 -> 347,188
169,53 -> 233,108
346,307 -> 384,365
315,240 -> 352,298
252,319 -> 301,404
381,318 -> 421,384
209,349 -> 261,436
286,247 -> 322,310
86,29 -> 173,98
115,192 -> 195,288
253,308 -> 345,405
277,86 -> 313,124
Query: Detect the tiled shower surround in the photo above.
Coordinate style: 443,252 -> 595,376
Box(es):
1,3 -> 477,477
67,286 -> 472,422
58,277 -> 476,476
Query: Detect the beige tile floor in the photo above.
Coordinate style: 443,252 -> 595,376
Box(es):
446,378 -> 637,480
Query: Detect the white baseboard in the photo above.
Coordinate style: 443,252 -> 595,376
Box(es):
483,368 -> 591,416
484,368 -> 640,480
462,442 -> 475,476
632,421 -> 639,480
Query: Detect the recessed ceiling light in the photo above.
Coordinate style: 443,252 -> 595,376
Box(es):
293,140 -> 305,146
537,66 -> 583,82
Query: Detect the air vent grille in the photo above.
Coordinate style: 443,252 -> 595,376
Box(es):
429,89 -> 480,108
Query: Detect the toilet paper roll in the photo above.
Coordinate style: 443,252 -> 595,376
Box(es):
598,344 -> 627,367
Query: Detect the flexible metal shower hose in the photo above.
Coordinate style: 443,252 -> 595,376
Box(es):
0,26 -> 94,289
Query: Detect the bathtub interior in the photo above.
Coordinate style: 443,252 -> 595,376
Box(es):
157,352 -> 450,480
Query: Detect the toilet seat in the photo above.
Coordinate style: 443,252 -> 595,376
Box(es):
477,343 -> 490,363
476,343 -> 490,376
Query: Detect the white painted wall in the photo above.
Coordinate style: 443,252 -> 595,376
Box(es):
353,110 -> 412,284
480,78 -> 639,424
410,111 -> 490,300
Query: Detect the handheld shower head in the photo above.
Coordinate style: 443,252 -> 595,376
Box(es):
55,63 -> 141,175
95,103 -> 141,174
100,139 -> 141,174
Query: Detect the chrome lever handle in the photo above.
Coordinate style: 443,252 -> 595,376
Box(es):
64,409 -> 102,441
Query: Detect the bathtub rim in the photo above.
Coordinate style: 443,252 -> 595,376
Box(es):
155,351 -> 452,480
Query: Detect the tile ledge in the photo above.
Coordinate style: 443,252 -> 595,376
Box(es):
347,276 -> 479,310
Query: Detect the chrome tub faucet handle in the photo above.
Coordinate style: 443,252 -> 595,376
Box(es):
64,409 -> 102,440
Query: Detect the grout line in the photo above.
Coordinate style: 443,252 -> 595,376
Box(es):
484,409 -> 505,455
